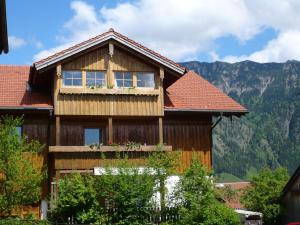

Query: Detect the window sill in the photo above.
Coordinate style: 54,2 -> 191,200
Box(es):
49,145 -> 172,152
60,87 -> 160,96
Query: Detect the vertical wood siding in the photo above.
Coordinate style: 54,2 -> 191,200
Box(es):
53,115 -> 212,172
56,45 -> 164,116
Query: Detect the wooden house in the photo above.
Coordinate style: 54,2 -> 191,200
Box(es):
0,29 -> 246,217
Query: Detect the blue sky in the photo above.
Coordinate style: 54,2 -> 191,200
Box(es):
1,0 -> 299,65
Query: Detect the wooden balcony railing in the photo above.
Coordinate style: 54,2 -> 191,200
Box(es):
49,145 -> 172,153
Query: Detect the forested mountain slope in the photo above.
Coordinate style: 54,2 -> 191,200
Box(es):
182,60 -> 300,179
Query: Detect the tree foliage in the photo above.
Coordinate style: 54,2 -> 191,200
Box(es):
0,116 -> 45,217
50,153 -> 241,225
241,166 -> 289,225
177,157 -> 240,225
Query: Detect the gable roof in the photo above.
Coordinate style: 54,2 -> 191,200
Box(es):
34,28 -> 186,74
164,71 -> 247,114
0,65 -> 52,109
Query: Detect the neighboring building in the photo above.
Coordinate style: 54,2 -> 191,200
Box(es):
0,29 -> 246,217
280,165 -> 300,224
0,0 -> 8,54
216,182 -> 251,209
216,182 -> 263,225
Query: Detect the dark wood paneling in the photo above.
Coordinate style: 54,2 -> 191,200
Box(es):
113,118 -> 159,145
163,115 -> 212,170
60,118 -> 107,146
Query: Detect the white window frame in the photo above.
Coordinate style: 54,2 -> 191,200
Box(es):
62,70 -> 83,87
114,72 -> 133,88
136,72 -> 155,88
86,71 -> 106,87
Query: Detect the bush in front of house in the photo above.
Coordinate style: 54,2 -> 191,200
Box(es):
241,166 -> 289,225
177,157 -> 241,225
0,116 -> 45,217
49,152 -> 241,225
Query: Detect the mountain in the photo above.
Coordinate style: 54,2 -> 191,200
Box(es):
182,60 -> 300,179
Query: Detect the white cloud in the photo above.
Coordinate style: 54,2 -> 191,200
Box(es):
33,0 -> 300,63
221,30 -> 300,63
8,36 -> 26,49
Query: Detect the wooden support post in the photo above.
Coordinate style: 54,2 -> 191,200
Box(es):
159,67 -> 165,116
55,116 -> 60,146
107,42 -> 114,88
108,117 -> 113,143
159,117 -> 163,144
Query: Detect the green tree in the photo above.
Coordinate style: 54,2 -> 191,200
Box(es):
241,166 -> 289,225
0,116 -> 45,217
49,173 -> 107,224
178,157 -> 240,225
95,156 -> 157,225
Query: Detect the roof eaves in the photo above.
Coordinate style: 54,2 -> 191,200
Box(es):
164,108 -> 248,114
0,106 -> 53,110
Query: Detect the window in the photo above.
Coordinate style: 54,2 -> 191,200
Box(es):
137,73 -> 155,88
84,128 -> 102,145
15,126 -> 22,137
86,71 -> 106,87
114,72 -> 133,88
63,71 -> 82,86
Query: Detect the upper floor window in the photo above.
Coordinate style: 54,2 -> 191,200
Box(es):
63,71 -> 82,86
114,72 -> 133,88
86,71 -> 106,87
137,73 -> 155,88
84,128 -> 103,145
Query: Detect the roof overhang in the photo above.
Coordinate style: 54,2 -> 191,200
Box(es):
164,108 -> 248,116
34,31 -> 186,75
0,106 -> 53,110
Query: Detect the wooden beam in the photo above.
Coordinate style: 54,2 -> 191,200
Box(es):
159,117 -> 163,144
159,67 -> 165,116
54,64 -> 62,115
107,44 -> 114,88
108,117 -> 113,143
55,116 -> 61,146
49,145 -> 173,153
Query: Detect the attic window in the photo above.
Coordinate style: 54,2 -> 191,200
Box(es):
86,71 -> 106,87
137,73 -> 155,88
114,72 -> 133,88
63,71 -> 82,86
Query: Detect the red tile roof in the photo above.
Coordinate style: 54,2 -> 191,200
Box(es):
164,71 -> 247,113
0,65 -> 52,109
34,28 -> 186,73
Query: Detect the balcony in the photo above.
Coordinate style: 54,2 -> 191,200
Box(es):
49,145 -> 172,153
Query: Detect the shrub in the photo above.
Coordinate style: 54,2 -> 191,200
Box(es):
0,116 -> 45,217
241,166 -> 289,225
177,156 -> 240,225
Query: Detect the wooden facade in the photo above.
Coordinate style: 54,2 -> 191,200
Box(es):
54,45 -> 164,116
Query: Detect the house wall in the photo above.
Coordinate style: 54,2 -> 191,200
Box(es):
51,114 -> 212,173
